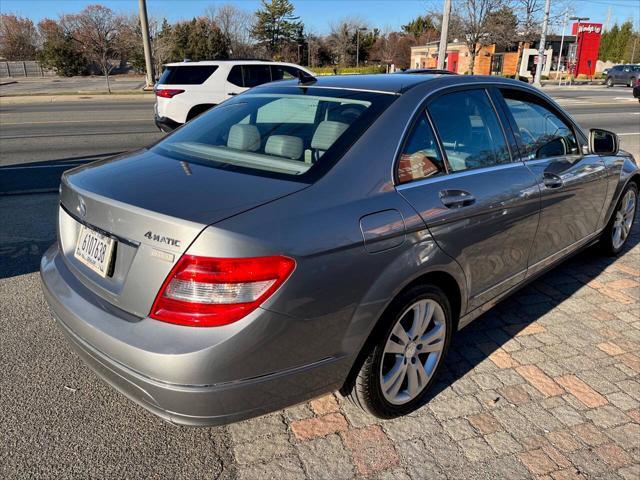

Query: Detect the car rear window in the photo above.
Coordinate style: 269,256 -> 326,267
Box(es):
152,86 -> 396,181
159,65 -> 218,85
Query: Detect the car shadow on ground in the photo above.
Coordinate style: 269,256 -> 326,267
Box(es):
425,211 -> 639,404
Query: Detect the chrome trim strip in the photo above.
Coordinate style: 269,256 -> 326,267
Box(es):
60,203 -> 139,248
526,229 -> 602,275
396,161 -> 526,191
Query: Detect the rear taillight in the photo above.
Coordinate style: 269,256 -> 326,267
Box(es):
150,255 -> 295,327
155,88 -> 185,98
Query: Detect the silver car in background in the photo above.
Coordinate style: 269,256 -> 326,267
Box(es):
41,74 -> 639,426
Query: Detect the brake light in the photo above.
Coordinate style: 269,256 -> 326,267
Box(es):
150,255 -> 295,327
156,88 -> 185,98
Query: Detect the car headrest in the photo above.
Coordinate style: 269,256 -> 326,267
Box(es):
311,121 -> 349,151
265,135 -> 303,160
227,124 -> 261,152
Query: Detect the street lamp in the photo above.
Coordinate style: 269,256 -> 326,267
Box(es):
356,27 -> 368,68
570,16 -> 590,78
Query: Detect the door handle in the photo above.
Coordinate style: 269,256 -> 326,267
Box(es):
543,173 -> 564,189
228,92 -> 239,96
439,189 -> 476,209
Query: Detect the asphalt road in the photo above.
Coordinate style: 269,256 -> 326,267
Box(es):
0,98 -> 162,166
0,84 -> 638,479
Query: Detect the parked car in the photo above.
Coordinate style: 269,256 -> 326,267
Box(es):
633,77 -> 640,102
154,60 -> 314,132
41,74 -> 638,426
605,64 -> 640,87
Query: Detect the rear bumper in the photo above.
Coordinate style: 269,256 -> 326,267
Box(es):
40,244 -> 348,426
154,115 -> 181,133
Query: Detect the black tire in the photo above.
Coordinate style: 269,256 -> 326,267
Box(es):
629,77 -> 636,87
600,182 -> 638,255
606,77 -> 614,87
348,284 -> 453,419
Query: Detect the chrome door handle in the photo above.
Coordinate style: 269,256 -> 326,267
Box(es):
543,173 -> 564,189
439,189 -> 476,208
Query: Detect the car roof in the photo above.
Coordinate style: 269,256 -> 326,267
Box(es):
164,60 -> 301,67
253,73 -> 530,95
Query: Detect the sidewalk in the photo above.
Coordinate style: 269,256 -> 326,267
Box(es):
0,74 -> 147,97
228,221 -> 640,480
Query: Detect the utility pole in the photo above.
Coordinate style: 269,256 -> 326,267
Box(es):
138,0 -> 154,89
555,10 -> 569,83
437,0 -> 452,70
632,37 -> 638,63
356,27 -> 367,68
533,0 -> 551,87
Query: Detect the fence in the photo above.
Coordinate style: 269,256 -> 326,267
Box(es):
0,61 -> 56,78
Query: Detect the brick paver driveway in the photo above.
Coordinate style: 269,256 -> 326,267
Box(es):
228,213 -> 639,480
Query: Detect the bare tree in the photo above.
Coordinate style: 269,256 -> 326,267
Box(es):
455,0 -> 505,73
0,14 -> 39,60
62,5 -> 128,93
206,4 -> 255,58
326,17 -> 368,66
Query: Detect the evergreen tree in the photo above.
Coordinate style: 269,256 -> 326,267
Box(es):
252,0 -> 302,57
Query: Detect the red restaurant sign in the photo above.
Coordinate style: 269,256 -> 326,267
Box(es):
571,22 -> 603,76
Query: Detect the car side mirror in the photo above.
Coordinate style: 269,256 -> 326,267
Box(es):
589,129 -> 619,156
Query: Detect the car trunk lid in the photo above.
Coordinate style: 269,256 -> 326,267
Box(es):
58,149 -> 308,318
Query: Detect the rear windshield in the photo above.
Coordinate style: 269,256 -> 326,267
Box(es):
152,86 -> 396,180
159,65 -> 218,85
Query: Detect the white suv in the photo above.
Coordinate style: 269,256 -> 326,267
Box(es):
154,60 -> 314,132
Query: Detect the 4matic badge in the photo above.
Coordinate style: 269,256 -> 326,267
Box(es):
144,231 -> 181,247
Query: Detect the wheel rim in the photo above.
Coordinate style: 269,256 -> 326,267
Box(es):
379,299 -> 446,405
612,189 -> 636,250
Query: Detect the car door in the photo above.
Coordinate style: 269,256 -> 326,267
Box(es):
496,88 -> 608,277
396,88 -> 540,311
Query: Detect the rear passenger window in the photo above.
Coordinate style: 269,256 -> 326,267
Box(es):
271,65 -> 300,81
243,65 -> 272,88
227,65 -> 243,87
502,92 -> 579,160
158,66 -> 218,85
428,90 -> 510,172
396,114 -> 444,183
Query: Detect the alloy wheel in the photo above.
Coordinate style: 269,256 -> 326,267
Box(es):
379,299 -> 446,405
612,189 -> 637,250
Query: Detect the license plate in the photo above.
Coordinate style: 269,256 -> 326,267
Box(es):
74,225 -> 115,277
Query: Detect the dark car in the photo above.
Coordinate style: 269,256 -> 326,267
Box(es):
41,74 -> 639,426
606,64 -> 640,87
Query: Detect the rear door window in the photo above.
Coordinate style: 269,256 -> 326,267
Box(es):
271,65 -> 301,81
428,89 -> 511,172
243,65 -> 272,88
227,65 -> 244,87
159,66 -> 218,85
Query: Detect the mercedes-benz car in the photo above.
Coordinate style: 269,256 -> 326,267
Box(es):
41,74 -> 638,426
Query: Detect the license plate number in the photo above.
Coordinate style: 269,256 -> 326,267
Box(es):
74,225 -> 115,277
